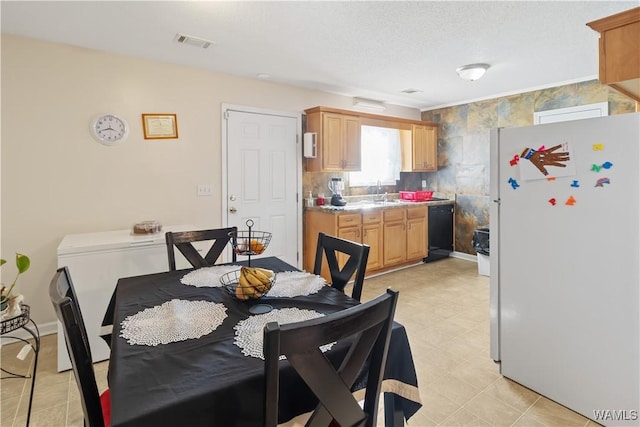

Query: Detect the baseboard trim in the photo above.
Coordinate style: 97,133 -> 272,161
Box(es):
450,251 -> 478,262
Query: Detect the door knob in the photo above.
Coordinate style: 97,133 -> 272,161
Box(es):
229,207 -> 237,213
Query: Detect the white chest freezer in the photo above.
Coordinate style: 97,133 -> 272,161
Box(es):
56,225 -> 195,372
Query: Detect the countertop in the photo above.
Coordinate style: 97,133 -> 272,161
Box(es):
305,197 -> 454,213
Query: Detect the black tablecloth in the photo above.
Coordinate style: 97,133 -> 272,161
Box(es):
108,257 -> 421,427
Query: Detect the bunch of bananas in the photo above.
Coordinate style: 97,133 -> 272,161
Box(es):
235,266 -> 275,300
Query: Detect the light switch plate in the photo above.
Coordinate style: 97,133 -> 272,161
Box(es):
421,180 -> 427,189
197,184 -> 212,196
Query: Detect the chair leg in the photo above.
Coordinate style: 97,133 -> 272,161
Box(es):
384,392 -> 404,427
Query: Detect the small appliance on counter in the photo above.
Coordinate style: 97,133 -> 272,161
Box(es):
328,178 -> 347,206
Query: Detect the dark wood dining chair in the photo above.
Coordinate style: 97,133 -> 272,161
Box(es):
313,232 -> 370,301
263,288 -> 399,427
165,227 -> 237,270
49,267 -> 111,427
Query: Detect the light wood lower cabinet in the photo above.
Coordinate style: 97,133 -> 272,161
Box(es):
336,213 -> 362,269
362,211 -> 383,271
304,205 -> 428,281
406,206 -> 428,260
383,209 -> 406,265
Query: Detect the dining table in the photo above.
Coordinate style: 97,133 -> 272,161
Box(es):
107,256 -> 422,427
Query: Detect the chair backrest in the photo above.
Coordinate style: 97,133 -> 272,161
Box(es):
313,232 -> 370,301
165,227 -> 237,270
49,267 -> 106,427
263,288 -> 399,427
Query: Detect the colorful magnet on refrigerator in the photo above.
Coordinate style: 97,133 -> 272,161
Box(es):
591,164 -> 602,172
593,143 -> 604,151
570,180 -> 580,188
509,155 -> 519,166
549,198 -> 557,206
602,161 -> 613,169
546,177 -> 556,181
565,195 -> 577,206
537,145 -> 546,151
521,148 -> 536,160
508,178 -> 519,189
595,177 -> 610,187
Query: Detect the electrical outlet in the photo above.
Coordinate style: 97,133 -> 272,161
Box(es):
197,184 -> 212,196
421,180 -> 427,189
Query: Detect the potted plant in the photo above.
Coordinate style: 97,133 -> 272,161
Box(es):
0,253 -> 30,317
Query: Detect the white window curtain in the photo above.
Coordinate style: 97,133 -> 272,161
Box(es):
349,125 -> 401,186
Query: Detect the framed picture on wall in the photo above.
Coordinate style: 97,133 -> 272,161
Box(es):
141,113 -> 179,139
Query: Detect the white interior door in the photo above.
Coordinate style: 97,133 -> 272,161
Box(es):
223,107 -> 300,267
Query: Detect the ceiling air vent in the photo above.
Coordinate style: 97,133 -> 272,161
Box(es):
174,33 -> 213,49
401,88 -> 423,94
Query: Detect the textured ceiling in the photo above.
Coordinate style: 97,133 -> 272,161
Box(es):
2,1 -> 637,110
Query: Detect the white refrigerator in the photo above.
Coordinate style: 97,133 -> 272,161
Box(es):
489,113 -> 639,426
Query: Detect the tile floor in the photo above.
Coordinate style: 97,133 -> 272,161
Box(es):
1,257 -> 599,426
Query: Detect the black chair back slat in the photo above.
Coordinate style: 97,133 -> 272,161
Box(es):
49,267 -> 106,427
165,227 -> 237,270
263,288 -> 399,427
313,232 -> 370,301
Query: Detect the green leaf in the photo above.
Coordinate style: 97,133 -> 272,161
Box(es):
16,253 -> 30,274
0,259 -> 6,267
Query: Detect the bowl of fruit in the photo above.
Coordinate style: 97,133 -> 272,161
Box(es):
228,227 -> 272,256
220,266 -> 276,301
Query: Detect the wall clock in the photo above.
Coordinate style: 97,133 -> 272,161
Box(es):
90,114 -> 129,145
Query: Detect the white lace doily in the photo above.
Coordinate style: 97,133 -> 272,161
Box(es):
180,265 -> 240,287
120,299 -> 228,346
266,271 -> 326,298
234,307 -> 334,359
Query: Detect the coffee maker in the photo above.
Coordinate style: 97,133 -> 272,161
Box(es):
328,178 -> 347,206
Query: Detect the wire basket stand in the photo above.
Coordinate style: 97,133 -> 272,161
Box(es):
228,219 -> 272,267
228,219 -> 274,314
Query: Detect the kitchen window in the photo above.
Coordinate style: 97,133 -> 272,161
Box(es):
349,125 -> 401,186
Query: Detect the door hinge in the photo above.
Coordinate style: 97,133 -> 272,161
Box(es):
296,251 -> 299,262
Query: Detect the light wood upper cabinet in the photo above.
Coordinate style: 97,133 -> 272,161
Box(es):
401,123 -> 437,172
587,7 -> 640,102
305,106 -> 439,172
305,109 -> 361,172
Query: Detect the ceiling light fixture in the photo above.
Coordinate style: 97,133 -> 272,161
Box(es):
353,98 -> 386,111
456,63 -> 490,81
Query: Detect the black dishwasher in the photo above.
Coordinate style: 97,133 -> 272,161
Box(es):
423,202 -> 454,263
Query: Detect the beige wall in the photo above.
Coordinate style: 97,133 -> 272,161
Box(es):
1,35 -> 420,326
